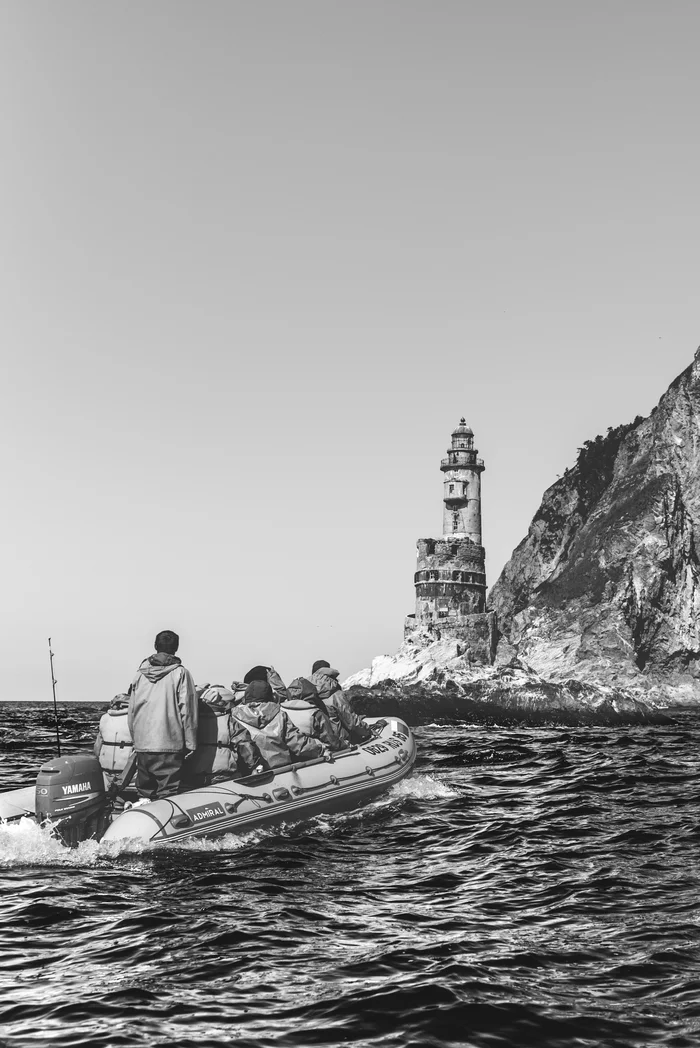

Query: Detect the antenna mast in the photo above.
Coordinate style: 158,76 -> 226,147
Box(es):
47,637 -> 61,757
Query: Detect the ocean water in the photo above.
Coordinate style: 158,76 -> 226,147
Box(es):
2,703 -> 700,1048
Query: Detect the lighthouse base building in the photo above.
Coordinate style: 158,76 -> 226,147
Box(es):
404,419 -> 497,665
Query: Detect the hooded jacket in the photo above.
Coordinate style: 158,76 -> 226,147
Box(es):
282,677 -> 341,752
309,668 -> 371,746
185,687 -> 262,784
231,680 -> 326,769
94,695 -> 133,774
128,653 -> 198,754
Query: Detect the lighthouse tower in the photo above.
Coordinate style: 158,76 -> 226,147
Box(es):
404,419 -> 495,662
441,418 -> 484,542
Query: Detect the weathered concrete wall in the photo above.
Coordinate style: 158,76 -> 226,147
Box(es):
442,468 -> 482,541
414,536 -> 487,619
405,610 -> 497,664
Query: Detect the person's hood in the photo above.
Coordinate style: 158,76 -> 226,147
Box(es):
232,701 -> 281,730
207,695 -> 235,713
285,677 -> 321,707
138,652 -> 182,683
200,685 -> 235,711
310,669 -> 341,699
244,680 -> 273,704
109,693 -> 130,712
314,666 -> 340,680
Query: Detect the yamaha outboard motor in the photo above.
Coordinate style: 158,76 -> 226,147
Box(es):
36,754 -> 108,848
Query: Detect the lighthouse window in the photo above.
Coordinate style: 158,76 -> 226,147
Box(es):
449,484 -> 454,494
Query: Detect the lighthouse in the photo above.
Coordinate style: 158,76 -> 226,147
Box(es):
441,418 -> 484,542
404,419 -> 495,662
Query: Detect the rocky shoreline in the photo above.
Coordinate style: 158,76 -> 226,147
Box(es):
343,348 -> 700,727
343,638 -> 673,726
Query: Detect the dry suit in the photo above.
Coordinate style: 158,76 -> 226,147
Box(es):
309,668 -> 372,747
185,686 -> 262,787
282,677 -> 341,752
231,680 -> 327,769
128,652 -> 198,800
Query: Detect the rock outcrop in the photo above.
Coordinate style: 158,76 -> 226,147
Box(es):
488,347 -> 700,701
343,638 -> 670,726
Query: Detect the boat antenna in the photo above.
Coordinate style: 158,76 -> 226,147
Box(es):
47,637 -> 61,757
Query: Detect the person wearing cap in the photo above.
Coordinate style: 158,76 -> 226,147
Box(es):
94,693 -> 134,806
309,660 -> 372,747
230,667 -> 328,769
127,629 -> 198,800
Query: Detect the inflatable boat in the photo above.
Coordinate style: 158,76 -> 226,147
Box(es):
0,717 -> 416,847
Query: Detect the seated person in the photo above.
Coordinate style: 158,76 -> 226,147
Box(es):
185,686 -> 263,787
282,677 -> 342,752
309,660 -> 372,747
230,674 -> 328,769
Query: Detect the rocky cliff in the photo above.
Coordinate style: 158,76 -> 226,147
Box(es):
488,347 -> 700,701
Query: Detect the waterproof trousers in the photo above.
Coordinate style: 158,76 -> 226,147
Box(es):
136,751 -> 185,800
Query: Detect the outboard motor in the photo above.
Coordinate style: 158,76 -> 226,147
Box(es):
35,754 -> 108,848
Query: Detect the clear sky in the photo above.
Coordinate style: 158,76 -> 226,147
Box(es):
1,2 -> 699,702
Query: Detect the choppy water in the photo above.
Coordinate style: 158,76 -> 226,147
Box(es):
2,703 -> 700,1047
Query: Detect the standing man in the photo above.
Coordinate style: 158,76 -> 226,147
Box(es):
127,630 -> 198,801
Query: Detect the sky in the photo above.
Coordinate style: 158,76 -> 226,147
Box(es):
1,1 -> 699,702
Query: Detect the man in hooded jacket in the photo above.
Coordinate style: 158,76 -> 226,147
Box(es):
128,630 -> 198,800
309,660 -> 372,747
282,677 -> 341,752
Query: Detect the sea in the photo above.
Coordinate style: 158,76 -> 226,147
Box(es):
2,702 -> 700,1048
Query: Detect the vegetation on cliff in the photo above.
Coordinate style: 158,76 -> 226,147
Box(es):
574,417 -> 644,515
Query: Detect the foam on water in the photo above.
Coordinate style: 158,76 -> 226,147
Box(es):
390,772 -> 457,799
0,817 -> 102,867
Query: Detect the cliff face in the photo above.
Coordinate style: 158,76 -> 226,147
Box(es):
488,348 -> 700,699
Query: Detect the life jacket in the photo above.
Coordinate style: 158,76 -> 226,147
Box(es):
187,691 -> 260,782
97,707 -> 133,774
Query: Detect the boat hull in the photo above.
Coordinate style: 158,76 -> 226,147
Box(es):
102,716 -> 415,845
0,785 -> 36,823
